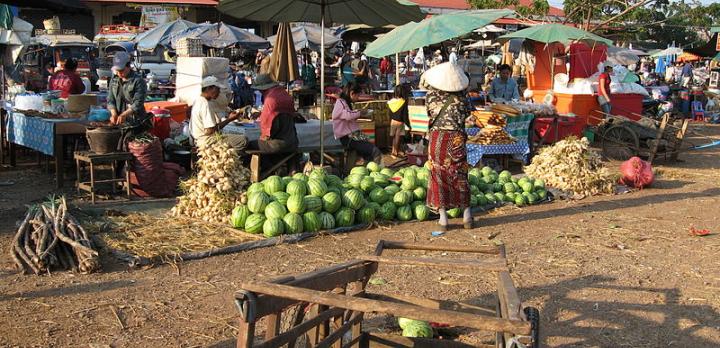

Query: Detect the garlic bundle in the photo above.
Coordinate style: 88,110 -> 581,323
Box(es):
171,135 -> 251,223
524,137 -> 615,196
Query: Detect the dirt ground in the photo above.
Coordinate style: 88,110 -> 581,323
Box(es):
0,125 -> 719,348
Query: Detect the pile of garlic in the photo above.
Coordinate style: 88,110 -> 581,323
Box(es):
171,135 -> 251,223
524,137 -> 615,197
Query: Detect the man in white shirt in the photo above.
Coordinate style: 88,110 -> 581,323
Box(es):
191,76 -> 247,150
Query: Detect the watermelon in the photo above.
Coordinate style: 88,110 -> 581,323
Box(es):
492,183 -> 503,192
304,195 -> 323,213
411,200 -> 424,209
393,191 -> 411,206
470,185 -> 480,195
265,201 -> 287,219
335,208 -> 356,227
536,189 -> 548,201
498,178 -> 509,186
477,195 -> 488,206
347,174 -> 364,189
272,192 -> 290,206
247,182 -> 264,193
307,178 -> 328,197
244,213 -> 266,234
505,192 -> 517,202
263,217 -> 285,237
357,206 -> 376,224
286,180 -> 307,196
326,186 -> 342,196
292,173 -> 308,182
484,193 -> 497,204
469,168 -> 482,177
481,176 -> 493,184
416,169 -> 429,181
480,166 -> 493,176
360,177 -> 376,193
384,184 -> 401,196
447,208 -> 462,218
476,182 -> 487,192
520,181 -> 534,193
534,179 -> 545,190
401,176 -> 417,191
402,321 -> 433,338
322,192 -> 342,213
303,212 -> 321,232
287,194 -> 306,214
367,161 -> 382,173
468,174 -> 479,186
414,204 -> 430,221
494,192 -> 506,202
413,187 -> 426,200
379,202 -> 397,220
282,176 -> 294,186
380,168 -> 395,177
309,168 -> 327,181
350,166 -> 369,176
247,192 -> 270,213
372,174 -> 390,187
396,205 -> 413,221
499,170 -> 512,182
325,174 -> 343,187
527,193 -> 538,204
263,175 -> 285,194
369,188 -> 389,204
318,212 -> 335,230
470,195 -> 479,207
514,195 -> 527,207
511,177 -> 519,184
366,202 -> 382,216
230,204 -> 251,228
342,189 -> 365,210
282,213 -> 304,234
503,183 -> 516,193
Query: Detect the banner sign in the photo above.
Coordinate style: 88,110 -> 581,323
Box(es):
140,6 -> 179,28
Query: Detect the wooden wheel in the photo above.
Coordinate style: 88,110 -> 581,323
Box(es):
602,125 -> 639,160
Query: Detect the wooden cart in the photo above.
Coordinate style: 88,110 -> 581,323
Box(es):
595,113 -> 689,163
234,240 -> 540,348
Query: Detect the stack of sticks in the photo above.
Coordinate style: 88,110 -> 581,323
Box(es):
10,197 -> 100,275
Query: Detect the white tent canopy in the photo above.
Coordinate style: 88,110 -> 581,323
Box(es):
267,23 -> 341,51
0,17 -> 33,62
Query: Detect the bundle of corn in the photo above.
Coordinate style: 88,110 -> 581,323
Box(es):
171,135 -> 251,223
468,127 -> 515,145
11,197 -> 100,275
524,137 -> 615,196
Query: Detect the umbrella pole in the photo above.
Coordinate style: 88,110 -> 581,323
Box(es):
395,52 -> 400,88
319,4 -> 326,167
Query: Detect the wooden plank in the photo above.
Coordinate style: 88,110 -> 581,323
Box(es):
649,114 -> 669,163
670,119 -> 689,161
236,320 -> 256,348
316,311 -> 364,348
363,293 -> 496,317
361,255 -> 508,272
250,154 -> 260,182
264,313 -> 281,341
254,307 -> 345,348
497,272 -> 524,322
379,241 -> 500,255
367,333 -> 487,348
241,281 -> 531,335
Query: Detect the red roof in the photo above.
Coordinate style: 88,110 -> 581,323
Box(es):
410,0 -> 564,17
83,0 -> 218,5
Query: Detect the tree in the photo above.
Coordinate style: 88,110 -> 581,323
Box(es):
469,0 -> 551,17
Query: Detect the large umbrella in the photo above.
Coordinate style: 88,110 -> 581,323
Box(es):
497,23 -> 612,46
364,9 -> 515,58
134,19 -> 197,52
267,23 -> 342,51
649,47 -> 683,58
268,23 -> 299,83
606,46 -> 640,66
218,0 -> 425,165
171,22 -> 270,50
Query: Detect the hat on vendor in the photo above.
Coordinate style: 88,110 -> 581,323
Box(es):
253,73 -> 279,91
201,76 -> 227,89
420,62 -> 469,92
111,52 -> 131,71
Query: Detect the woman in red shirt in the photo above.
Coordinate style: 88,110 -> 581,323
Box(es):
597,65 -> 613,117
48,58 -> 85,98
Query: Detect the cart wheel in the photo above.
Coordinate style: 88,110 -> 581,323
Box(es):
280,304 -> 310,348
524,307 -> 541,348
601,125 -> 639,160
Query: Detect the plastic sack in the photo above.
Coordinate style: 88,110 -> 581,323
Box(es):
128,138 -> 185,197
619,156 -> 654,189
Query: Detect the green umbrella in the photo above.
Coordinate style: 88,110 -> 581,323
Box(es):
218,0 -> 424,165
497,23 -> 612,46
365,9 -> 515,58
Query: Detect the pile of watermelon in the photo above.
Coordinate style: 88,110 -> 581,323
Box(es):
468,167 -> 548,208
229,162 -> 435,237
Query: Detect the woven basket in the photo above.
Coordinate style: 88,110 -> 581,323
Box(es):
176,38 -> 203,57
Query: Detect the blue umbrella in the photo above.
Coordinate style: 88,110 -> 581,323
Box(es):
134,19 -> 197,52
171,22 -> 270,49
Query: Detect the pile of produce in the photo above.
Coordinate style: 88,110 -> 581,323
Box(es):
504,101 -> 556,117
10,197 -> 100,275
229,162 -> 436,237
398,318 -> 433,338
467,167 -> 548,207
468,127 -> 515,145
171,135 -> 251,223
524,137 -> 615,196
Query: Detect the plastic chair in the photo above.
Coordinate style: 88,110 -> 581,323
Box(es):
691,101 -> 705,122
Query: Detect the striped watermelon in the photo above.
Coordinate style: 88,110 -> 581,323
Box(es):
244,213 -> 266,234
322,192 -> 342,213
308,178 -> 328,197
263,218 -> 285,237
262,175 -> 285,194
342,189 -> 366,210
303,212 -> 321,232
393,191 -> 411,206
380,168 -> 395,177
379,202 -> 396,220
324,174 -> 343,187
230,204 -> 251,228
335,208 -> 355,227
347,174 -> 364,189
350,166 -> 369,176
292,173 -> 308,182
286,194 -> 306,214
384,184 -> 401,196
318,212 -> 335,230
286,180 -> 307,196
304,195 -> 323,213
272,192 -> 290,206
396,205 -> 413,221
369,188 -> 389,204
247,182 -> 264,193
360,177 -> 376,193
282,213 -> 304,234
357,207 -> 376,224
265,201 -> 287,220
247,192 -> 270,213
414,205 -> 430,221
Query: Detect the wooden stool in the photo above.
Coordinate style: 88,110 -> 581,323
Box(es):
247,150 -> 299,182
74,151 -> 133,204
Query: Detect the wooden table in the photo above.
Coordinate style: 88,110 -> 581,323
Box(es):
371,90 -> 394,100
5,112 -> 88,188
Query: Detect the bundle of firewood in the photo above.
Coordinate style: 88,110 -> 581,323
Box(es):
10,197 -> 100,275
468,127 -> 516,145
472,111 -> 506,128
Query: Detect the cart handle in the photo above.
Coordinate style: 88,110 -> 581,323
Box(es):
375,240 -> 501,256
